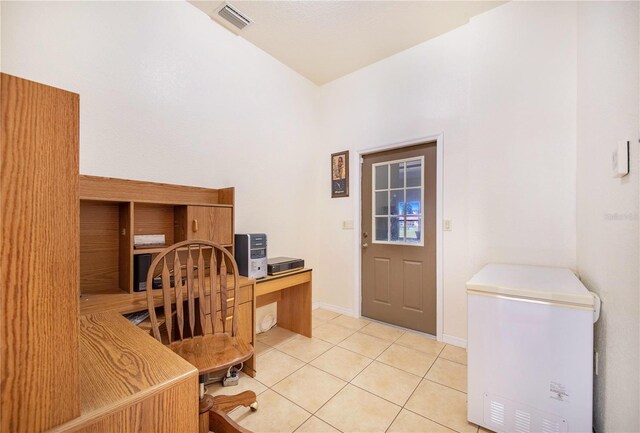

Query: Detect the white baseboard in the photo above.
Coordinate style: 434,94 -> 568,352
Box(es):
313,302 -> 357,318
442,334 -> 467,348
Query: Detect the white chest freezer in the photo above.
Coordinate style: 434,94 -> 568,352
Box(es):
467,264 -> 599,433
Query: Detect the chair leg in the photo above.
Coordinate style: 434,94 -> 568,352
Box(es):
206,391 -> 257,433
199,394 -> 214,433
209,409 -> 252,433
199,391 -> 257,433
211,391 -> 258,413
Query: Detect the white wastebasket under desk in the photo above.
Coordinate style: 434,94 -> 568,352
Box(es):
466,264 -> 599,433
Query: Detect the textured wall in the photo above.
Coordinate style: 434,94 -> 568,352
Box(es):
316,1 -> 578,343
576,2 -> 640,431
0,0 -> 322,284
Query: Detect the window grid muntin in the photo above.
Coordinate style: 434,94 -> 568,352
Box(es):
372,156 -> 424,246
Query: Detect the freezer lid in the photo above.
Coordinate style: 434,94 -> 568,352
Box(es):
466,263 -> 594,308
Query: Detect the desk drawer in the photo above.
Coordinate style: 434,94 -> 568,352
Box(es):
208,284 -> 253,312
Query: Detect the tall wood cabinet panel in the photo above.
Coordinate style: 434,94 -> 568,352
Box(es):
1,74 -> 80,432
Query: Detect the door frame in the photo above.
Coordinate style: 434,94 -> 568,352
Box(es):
354,133 -> 444,341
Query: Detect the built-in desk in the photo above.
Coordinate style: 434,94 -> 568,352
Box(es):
78,276 -> 257,376
79,276 -> 254,315
47,312 -> 198,433
256,269 -> 312,338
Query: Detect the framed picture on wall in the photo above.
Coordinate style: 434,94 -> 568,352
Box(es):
331,150 -> 349,198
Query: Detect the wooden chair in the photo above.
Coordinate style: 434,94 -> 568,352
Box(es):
145,240 -> 257,433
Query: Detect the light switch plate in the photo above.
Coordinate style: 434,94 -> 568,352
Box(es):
342,220 -> 354,230
612,140 -> 629,178
443,220 -> 452,231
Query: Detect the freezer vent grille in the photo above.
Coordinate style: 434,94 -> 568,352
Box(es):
515,410 -> 531,433
489,400 -> 505,426
483,394 -> 568,433
542,418 -> 562,433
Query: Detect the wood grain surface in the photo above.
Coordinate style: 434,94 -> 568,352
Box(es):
78,313 -> 196,414
133,203 -> 176,246
256,268 -> 312,297
79,175 -> 223,205
48,312 -> 198,433
70,378 -> 197,433
79,275 -> 254,315
169,333 -> 253,375
1,73 -> 81,432
80,201 -> 121,292
255,269 -> 313,338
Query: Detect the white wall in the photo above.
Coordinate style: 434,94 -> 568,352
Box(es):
0,1 -> 321,326
316,1 -> 578,342
1,1 -> 321,257
576,2 -> 640,431
2,1 -> 579,345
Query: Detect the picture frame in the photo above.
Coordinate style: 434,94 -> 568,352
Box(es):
331,150 -> 349,198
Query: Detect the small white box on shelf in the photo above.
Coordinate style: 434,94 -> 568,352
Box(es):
134,234 -> 166,247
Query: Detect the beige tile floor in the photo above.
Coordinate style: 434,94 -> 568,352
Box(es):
207,309 -> 481,433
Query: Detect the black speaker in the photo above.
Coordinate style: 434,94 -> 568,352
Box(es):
133,253 -> 152,292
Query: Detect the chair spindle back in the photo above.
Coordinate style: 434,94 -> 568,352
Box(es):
145,240 -> 240,344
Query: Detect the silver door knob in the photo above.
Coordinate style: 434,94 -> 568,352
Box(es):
362,243 -> 369,248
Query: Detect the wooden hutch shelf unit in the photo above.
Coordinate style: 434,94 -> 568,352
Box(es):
78,175 -> 257,377
79,175 -> 235,296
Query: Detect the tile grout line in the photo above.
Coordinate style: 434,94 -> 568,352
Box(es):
390,347 -> 473,433
422,377 -> 468,395
400,404 -> 471,433
347,380 -> 410,410
257,323 -> 399,432
252,314 -> 471,433
384,406 -> 404,433
270,336 -> 349,433
422,344 -> 447,378
400,346 -> 471,433
257,327 -> 455,391
314,316 -> 466,432
255,349 -> 336,432
438,355 -> 468,367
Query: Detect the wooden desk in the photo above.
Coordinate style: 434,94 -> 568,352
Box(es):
78,276 -> 257,376
48,312 -> 198,433
256,269 -> 312,338
79,276 -> 254,315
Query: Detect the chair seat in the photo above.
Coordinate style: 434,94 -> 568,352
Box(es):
169,333 -> 254,375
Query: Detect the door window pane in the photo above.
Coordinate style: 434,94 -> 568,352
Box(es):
389,190 -> 404,215
372,156 -> 424,246
390,217 -> 404,242
375,217 -> 388,241
390,162 -> 405,189
406,159 -> 422,187
405,217 -> 421,243
375,191 -> 388,216
375,165 -> 388,190
405,188 -> 421,215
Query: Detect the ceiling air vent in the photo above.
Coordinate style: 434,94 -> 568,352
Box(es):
217,3 -> 252,31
